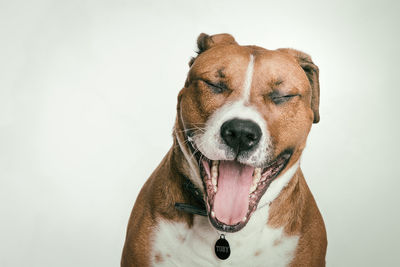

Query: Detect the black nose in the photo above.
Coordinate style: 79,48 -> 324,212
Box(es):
220,119 -> 262,152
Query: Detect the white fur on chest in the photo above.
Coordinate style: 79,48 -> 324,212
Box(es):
150,163 -> 300,267
151,209 -> 298,267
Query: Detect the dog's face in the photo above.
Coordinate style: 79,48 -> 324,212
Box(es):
176,34 -> 319,232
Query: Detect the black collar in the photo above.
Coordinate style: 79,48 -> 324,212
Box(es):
174,178 -> 207,217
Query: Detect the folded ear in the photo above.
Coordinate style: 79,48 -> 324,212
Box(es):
189,33 -> 238,67
278,48 -> 320,123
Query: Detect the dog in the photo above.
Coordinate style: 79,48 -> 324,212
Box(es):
121,33 -> 327,266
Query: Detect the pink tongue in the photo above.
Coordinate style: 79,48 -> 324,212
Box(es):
214,161 -> 254,225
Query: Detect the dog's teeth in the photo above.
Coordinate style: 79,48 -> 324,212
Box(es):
250,168 -> 262,193
211,160 -> 219,187
249,184 -> 257,194
261,173 -> 268,182
242,216 -> 247,222
261,169 -> 272,181
211,161 -> 218,176
211,211 -> 215,218
213,185 -> 217,193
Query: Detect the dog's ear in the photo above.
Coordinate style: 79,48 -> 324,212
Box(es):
189,33 -> 238,67
278,48 -> 320,123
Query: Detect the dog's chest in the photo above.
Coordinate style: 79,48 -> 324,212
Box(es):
150,212 -> 298,267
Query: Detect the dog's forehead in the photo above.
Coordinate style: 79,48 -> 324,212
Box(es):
252,50 -> 310,90
189,45 -> 306,85
189,45 -> 250,75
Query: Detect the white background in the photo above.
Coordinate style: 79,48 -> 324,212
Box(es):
1,0 -> 399,266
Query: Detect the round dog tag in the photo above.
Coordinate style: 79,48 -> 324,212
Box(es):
214,234 -> 230,260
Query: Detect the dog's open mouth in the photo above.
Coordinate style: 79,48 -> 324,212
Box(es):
188,141 -> 292,232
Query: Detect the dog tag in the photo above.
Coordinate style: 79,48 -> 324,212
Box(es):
215,234 -> 230,260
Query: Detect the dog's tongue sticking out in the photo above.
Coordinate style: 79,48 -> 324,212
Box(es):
214,161 -> 254,225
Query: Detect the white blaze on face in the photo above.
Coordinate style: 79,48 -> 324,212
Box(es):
242,54 -> 255,103
194,54 -> 272,167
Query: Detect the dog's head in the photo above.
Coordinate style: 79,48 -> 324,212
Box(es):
175,33 -> 319,232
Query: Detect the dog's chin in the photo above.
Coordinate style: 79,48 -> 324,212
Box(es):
187,141 -> 292,233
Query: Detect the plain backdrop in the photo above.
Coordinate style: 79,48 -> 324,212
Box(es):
1,0 -> 400,266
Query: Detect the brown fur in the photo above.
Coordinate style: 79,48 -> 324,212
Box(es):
121,142 -> 201,266
121,33 -> 327,266
268,169 -> 327,266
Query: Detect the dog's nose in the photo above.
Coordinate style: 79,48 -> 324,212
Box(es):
220,119 -> 262,152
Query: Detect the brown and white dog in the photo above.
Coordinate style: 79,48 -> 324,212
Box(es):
121,33 -> 327,267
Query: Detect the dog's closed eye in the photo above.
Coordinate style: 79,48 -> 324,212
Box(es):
268,91 -> 301,105
203,80 -> 230,94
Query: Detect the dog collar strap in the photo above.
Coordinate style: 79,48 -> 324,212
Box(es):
174,178 -> 207,217
174,203 -> 207,216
